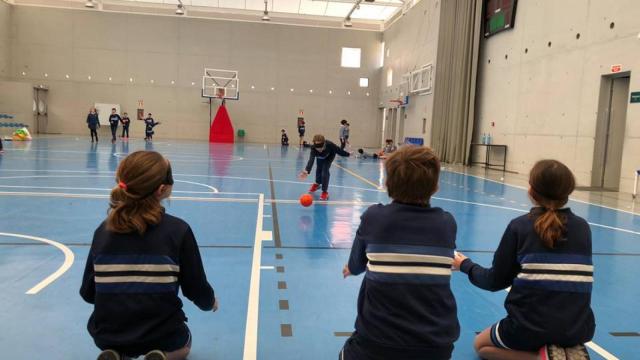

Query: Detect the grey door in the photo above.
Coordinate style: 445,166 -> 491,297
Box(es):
591,75 -> 630,190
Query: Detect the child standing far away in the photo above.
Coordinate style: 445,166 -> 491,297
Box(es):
109,108 -> 121,144
339,119 -> 349,150
341,146 -> 459,360
297,117 -> 306,146
144,113 -> 160,142
120,112 -> 131,139
87,107 -> 100,143
298,134 -> 350,201
281,129 -> 289,146
377,138 -> 397,159
80,151 -> 218,360
453,159 -> 594,360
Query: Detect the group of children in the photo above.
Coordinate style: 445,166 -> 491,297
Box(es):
86,108 -> 160,143
81,145 -> 594,360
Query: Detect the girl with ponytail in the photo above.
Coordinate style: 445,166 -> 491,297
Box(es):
80,151 -> 218,360
453,160 -> 595,360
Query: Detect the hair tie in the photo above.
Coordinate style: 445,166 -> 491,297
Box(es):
118,181 -> 128,191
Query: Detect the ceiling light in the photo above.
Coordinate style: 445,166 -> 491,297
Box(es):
290,88 -> 294,92
329,90 -> 333,94
87,75 -> 92,80
176,1 -> 185,15
44,73 -> 48,77
21,71 -> 26,76
129,77 -> 133,82
309,89 -> 313,93
150,79 -> 154,84
347,91 -> 351,95
270,87 -> 275,91
366,92 -> 370,96
85,0 -> 95,8
344,17 -> 353,27
171,80 -> 175,84
251,85 -> 255,89
65,74 -> 70,79
108,76 -> 112,81
191,82 -> 195,86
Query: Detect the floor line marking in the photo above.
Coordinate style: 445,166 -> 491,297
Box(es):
260,266 -> 274,270
335,163 -> 383,190
0,185 -> 257,196
443,169 -> 640,217
243,193 -> 265,360
0,232 -> 75,295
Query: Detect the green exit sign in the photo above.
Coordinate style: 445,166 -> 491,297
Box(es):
631,91 -> 640,103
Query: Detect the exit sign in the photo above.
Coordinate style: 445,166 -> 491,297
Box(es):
611,64 -> 622,73
631,92 -> 640,103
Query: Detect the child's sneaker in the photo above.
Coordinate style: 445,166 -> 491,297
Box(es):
564,344 -> 590,360
144,350 -> 167,360
309,183 -> 320,193
540,345 -> 567,360
320,192 -> 329,201
97,349 -> 121,360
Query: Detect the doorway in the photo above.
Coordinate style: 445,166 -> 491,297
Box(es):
33,87 -> 49,134
590,74 -> 630,190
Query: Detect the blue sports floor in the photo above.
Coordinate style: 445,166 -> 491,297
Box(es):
0,137 -> 638,359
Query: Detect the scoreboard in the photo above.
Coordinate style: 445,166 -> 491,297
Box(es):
484,0 -> 518,37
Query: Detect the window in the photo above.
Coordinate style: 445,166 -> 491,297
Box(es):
359,78 -> 369,88
380,42 -> 385,67
341,47 -> 361,68
386,68 -> 393,87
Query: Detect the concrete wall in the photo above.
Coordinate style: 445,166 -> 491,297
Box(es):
475,0 -> 640,191
380,0 -> 440,146
0,0 -> 10,79
0,80 -> 34,132
8,5 -> 382,145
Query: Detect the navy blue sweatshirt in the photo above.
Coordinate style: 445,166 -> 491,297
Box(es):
144,118 -> 158,134
305,140 -> 349,173
109,114 -> 121,127
347,202 -> 460,353
80,213 -> 215,346
87,113 -> 100,129
460,208 -> 595,345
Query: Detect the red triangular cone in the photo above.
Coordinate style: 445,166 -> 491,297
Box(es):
209,104 -> 234,143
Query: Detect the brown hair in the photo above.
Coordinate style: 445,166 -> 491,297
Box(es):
107,151 -> 171,235
528,159 -> 576,248
385,146 -> 440,205
312,134 -> 325,143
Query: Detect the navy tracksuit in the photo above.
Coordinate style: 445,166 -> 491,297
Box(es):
342,202 -> 460,359
305,140 -> 349,192
460,208 -> 595,351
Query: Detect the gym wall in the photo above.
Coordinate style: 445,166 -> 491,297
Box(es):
6,4 -> 383,146
0,0 -> 10,79
475,0 -> 640,191
379,0 -> 441,146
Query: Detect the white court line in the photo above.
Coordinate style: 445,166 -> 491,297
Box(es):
260,266 -> 275,270
243,193 -> 267,360
0,174 -> 220,194
0,170 -> 385,193
0,232 -> 75,295
443,169 -> 639,217
0,185 -> 251,195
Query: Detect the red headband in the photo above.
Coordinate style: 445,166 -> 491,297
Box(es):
118,181 -> 128,191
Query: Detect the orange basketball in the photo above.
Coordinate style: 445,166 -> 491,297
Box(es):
300,194 -> 313,207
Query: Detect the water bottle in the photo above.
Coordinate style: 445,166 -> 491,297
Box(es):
481,133 -> 487,144
487,133 -> 492,145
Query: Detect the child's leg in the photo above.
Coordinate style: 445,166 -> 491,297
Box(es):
321,162 -> 331,192
315,160 -> 324,185
474,327 -> 539,360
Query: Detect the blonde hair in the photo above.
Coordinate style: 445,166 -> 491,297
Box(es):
107,151 -> 171,235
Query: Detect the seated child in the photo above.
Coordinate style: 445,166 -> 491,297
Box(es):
377,139 -> 397,159
281,129 -> 289,146
80,151 -> 218,360
356,148 -> 378,159
341,146 -> 459,360
453,160 -> 594,360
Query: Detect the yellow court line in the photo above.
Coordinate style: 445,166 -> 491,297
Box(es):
334,163 -> 382,190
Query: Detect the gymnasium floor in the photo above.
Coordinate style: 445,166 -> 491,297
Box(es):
0,136 -> 638,360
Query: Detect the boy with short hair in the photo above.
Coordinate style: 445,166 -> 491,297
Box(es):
281,129 -> 289,146
109,108 -> 121,144
298,134 -> 350,201
341,145 -> 460,360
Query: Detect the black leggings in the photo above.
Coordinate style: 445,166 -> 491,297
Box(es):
90,128 -> 98,141
315,159 -> 332,192
110,125 -> 118,141
121,125 -> 129,138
